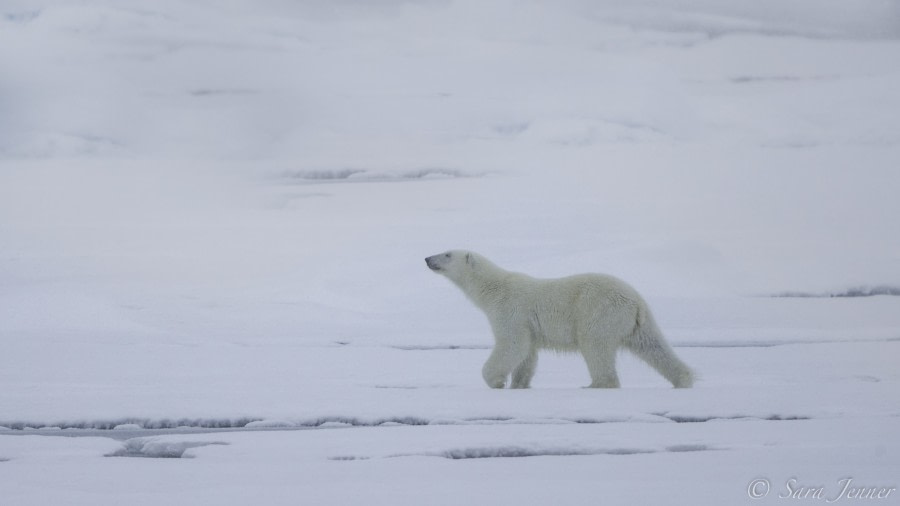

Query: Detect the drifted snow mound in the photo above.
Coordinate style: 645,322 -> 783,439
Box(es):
243,419 -> 298,429
107,438 -> 227,459
112,424 -> 143,431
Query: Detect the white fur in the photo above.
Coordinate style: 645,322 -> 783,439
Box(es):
425,250 -> 694,389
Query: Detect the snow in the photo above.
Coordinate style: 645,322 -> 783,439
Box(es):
1,0 -> 899,504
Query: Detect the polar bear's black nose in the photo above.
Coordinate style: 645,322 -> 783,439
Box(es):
425,256 -> 441,271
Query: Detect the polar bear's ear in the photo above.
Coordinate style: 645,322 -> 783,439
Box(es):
465,252 -> 473,266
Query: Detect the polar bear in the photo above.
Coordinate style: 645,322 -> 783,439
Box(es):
425,250 -> 694,389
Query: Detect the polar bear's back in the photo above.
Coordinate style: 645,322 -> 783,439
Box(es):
533,272 -> 643,306
525,273 -> 644,350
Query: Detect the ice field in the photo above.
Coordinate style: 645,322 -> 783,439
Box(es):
1,1 -> 899,504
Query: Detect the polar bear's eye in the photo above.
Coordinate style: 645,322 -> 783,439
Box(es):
445,253 -> 452,258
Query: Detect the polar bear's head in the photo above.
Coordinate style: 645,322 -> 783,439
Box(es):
426,249 -> 493,286
426,250 -> 502,305
425,250 -> 473,277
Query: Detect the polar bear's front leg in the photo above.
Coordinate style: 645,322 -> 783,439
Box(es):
481,353 -> 507,389
510,349 -> 537,389
482,334 -> 531,389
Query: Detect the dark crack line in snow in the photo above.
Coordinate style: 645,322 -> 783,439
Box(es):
657,413 -> 810,423
339,443 -> 719,461
673,336 -> 900,348
769,286 -> 900,298
387,338 -> 900,351
278,168 -> 485,185
388,344 -> 491,351
0,413 -> 815,440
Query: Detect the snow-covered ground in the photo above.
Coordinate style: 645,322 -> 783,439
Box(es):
1,1 -> 899,504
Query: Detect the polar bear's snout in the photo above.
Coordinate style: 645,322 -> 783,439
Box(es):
425,252 -> 454,272
425,254 -> 444,272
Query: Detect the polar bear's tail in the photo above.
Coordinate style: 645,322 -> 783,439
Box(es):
626,305 -> 695,388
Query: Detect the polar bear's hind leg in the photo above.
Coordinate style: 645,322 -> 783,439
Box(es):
579,340 -> 621,388
628,338 -> 694,388
626,309 -> 694,388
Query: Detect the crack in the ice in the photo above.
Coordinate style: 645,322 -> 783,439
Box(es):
674,337 -> 900,349
0,413 -> 813,435
386,338 -> 900,350
280,168 -> 482,185
730,75 -> 839,84
389,344 -> 491,351
380,443 -> 716,460
770,286 -> 900,298
658,413 -> 810,423
0,418 -> 259,431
